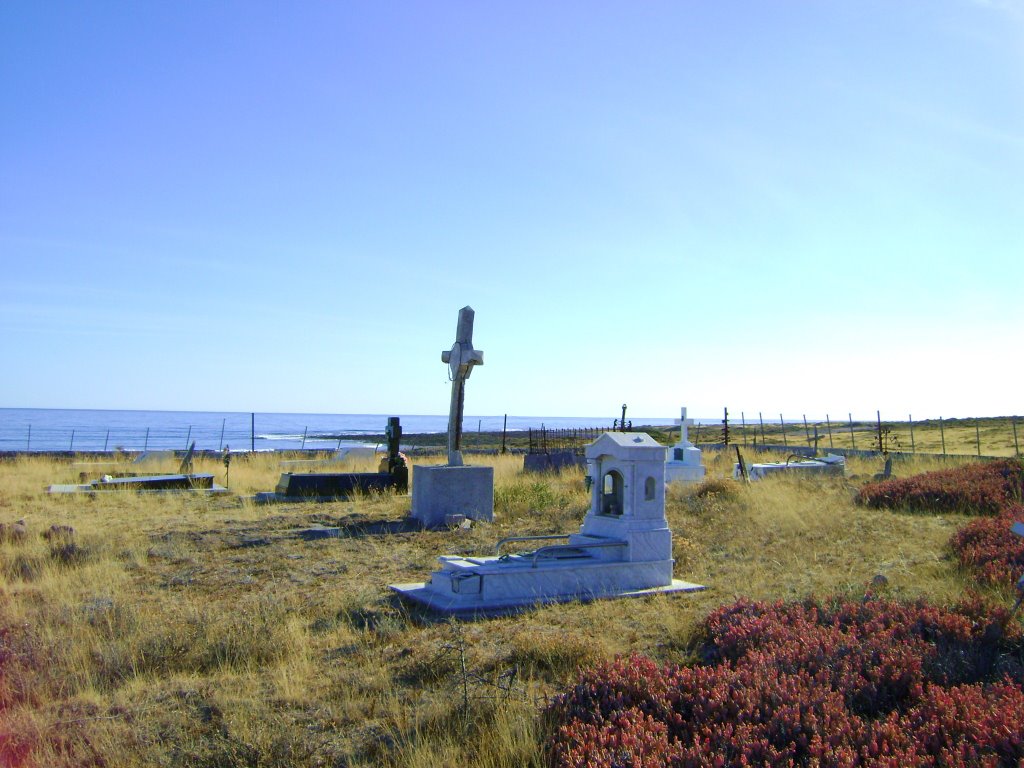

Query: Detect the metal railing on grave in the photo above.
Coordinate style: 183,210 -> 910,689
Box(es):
527,427 -> 607,456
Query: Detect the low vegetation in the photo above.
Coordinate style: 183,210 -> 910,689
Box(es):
0,448 -> 1021,766
547,597 -> 1024,767
858,459 -> 1024,589
856,459 -> 1024,516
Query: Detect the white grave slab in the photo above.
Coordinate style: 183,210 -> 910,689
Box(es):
665,407 -> 706,484
735,453 -> 845,481
393,431 -> 705,616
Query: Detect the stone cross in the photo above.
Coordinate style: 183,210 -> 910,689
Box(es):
441,306 -> 484,466
678,407 -> 694,446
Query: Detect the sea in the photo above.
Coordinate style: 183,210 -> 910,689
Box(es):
0,408 -> 682,453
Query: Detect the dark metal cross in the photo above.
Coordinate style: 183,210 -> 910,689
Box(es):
441,306 -> 484,465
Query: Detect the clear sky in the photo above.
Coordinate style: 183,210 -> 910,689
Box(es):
2,1 -> 1022,423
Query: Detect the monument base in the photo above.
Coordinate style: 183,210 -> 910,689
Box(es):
411,464 -> 494,529
665,462 -> 706,484
391,553 -> 705,617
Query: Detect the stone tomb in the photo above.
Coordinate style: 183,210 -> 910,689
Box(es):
410,306 -> 494,528
664,407 -> 705,484
262,417 -> 409,502
391,432 -> 705,617
733,453 -> 845,481
48,442 -> 227,495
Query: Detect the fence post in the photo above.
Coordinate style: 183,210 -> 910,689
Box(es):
825,414 -> 834,449
803,415 -> 810,446
1013,417 -> 1020,457
69,430 -> 75,452
219,418 -> 226,451
185,425 -> 192,451
104,430 -> 110,452
741,412 -> 748,446
975,419 -> 981,457
939,417 -> 946,458
144,427 -> 150,452
876,411 -> 883,454
848,413 -> 856,449
759,412 -> 766,445
300,427 -> 307,450
779,414 -> 788,447
908,414 -> 915,453
501,414 -> 507,454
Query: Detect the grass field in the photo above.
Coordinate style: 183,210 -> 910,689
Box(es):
688,415 -> 1023,458
1,448 -> 1020,767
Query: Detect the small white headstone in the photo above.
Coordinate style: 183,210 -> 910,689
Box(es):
665,406 -> 705,484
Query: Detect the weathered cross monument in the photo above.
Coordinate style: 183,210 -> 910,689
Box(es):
410,306 -> 494,528
441,306 -> 484,467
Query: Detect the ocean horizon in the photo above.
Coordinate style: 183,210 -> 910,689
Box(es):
0,407 -> 683,453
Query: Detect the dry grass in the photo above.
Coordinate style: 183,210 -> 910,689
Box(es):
0,449 -> 1012,767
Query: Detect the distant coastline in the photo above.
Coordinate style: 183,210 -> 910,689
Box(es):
0,408 -> 678,453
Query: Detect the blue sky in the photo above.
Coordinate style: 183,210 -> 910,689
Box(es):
2,1 -> 1022,422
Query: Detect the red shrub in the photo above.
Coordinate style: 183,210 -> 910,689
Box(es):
857,460 -> 1024,589
856,459 -> 1024,515
951,504 -> 1024,587
546,598 -> 1024,768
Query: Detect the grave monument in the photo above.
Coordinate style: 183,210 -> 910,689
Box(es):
664,407 -> 706,484
263,416 -> 409,501
410,306 -> 494,528
392,431 -> 705,616
733,453 -> 845,481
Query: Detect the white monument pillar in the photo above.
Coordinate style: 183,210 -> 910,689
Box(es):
665,406 -> 706,484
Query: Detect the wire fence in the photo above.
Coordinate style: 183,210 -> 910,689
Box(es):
527,427 -> 609,455
3,411 -> 1021,459
0,419 -> 364,454
688,411 -> 1022,459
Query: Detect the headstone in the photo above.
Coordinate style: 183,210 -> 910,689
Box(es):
392,431 -> 705,616
665,407 -> 706,484
410,307 -> 494,528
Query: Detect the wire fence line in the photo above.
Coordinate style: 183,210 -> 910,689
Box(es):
2,411 -> 1021,459
0,422 -> 359,454
687,411 -> 1022,459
